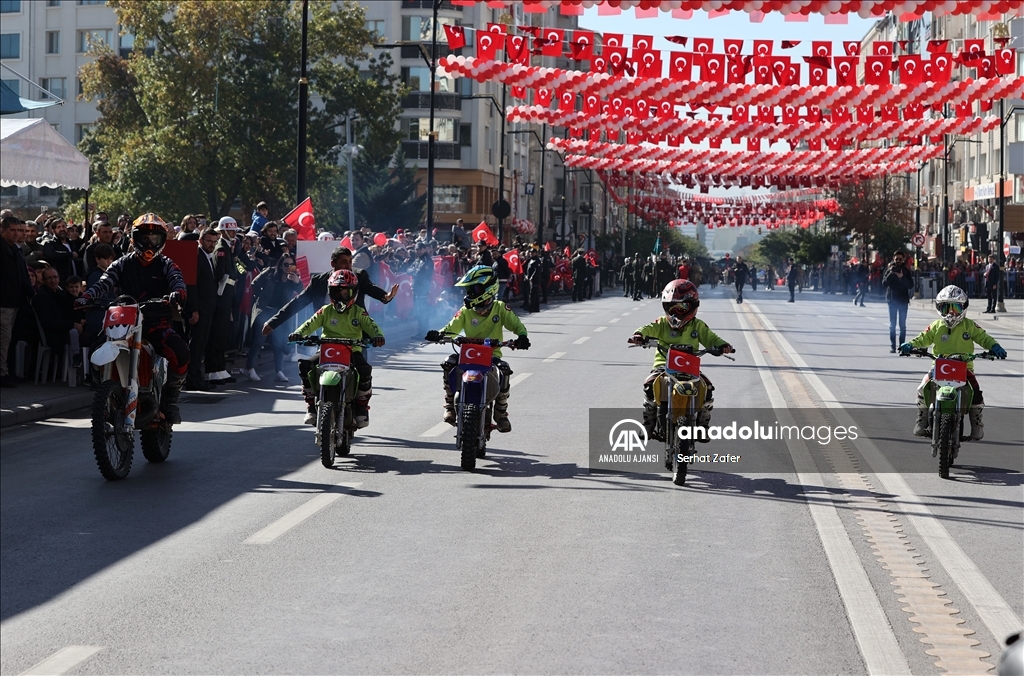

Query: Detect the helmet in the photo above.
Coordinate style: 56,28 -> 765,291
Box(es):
661,279 -> 699,329
131,213 -> 168,265
935,285 -> 969,328
998,632 -> 1022,676
327,269 -> 359,311
215,216 -> 239,234
456,265 -> 499,314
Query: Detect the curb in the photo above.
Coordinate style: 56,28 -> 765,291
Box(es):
1,391 -> 94,428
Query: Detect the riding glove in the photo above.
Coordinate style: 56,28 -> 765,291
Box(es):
898,342 -> 913,355
372,336 -> 386,348
287,332 -> 302,343
515,334 -> 531,350
991,344 -> 1007,359
424,330 -> 442,342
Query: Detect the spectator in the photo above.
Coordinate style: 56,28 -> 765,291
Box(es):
258,221 -> 284,265
83,243 -> 117,349
882,251 -> 914,353
853,262 -> 868,306
786,257 -> 799,302
572,250 -> 588,302
494,247 -> 511,301
33,266 -> 83,366
410,241 -> 435,333
243,255 -> 302,383
184,228 -> 219,391
733,256 -> 749,300
677,257 -> 690,281
84,220 -> 117,272
41,216 -> 82,284
351,231 -> 372,271
20,221 -> 44,262
452,218 -> 471,249
1,215 -> 33,387
206,217 -> 241,385
982,254 -> 1001,313
280,228 -> 298,257
178,214 -> 199,239
249,201 -> 270,234
525,248 -> 541,313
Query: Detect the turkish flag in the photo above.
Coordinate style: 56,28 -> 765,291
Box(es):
443,24 -> 466,51
472,222 -> 499,246
669,52 -> 693,81
873,41 -> 893,56
811,41 -> 832,58
900,55 -> 923,84
632,34 -> 654,51
865,56 -> 891,85
843,41 -> 860,56
459,343 -> 493,367
283,197 -> 316,240
603,33 -> 624,48
723,39 -> 743,56
701,53 -> 726,84
666,348 -> 700,377
476,31 -> 499,60
834,57 -> 859,86
569,30 -> 593,61
753,56 -> 773,84
693,37 -> 714,54
753,40 -> 772,57
727,55 -> 748,83
805,56 -> 830,85
541,28 -> 564,57
503,249 -> 523,275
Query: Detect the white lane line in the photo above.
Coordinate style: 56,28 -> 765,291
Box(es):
543,352 -> 566,363
621,312 -> 632,316
733,306 -> 910,676
746,302 -> 1023,643
573,336 -> 591,345
593,326 -> 607,332
509,372 -> 533,388
609,318 -> 620,323
420,422 -> 451,438
1006,369 -> 1018,375
243,482 -> 363,545
19,646 -> 104,676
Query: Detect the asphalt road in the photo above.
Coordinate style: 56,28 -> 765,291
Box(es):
1,288 -> 1021,675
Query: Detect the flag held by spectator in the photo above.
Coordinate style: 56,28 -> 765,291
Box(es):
472,221 -> 499,246
283,197 -> 316,241
504,249 -> 523,275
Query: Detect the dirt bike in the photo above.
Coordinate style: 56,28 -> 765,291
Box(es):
901,347 -> 996,479
87,296 -> 176,481
632,338 -> 735,486
293,336 -> 370,468
428,336 -> 522,471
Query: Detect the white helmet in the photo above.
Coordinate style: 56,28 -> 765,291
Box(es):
216,216 -> 239,232
935,285 -> 969,329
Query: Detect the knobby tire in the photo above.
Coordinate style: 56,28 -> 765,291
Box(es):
460,404 -> 480,471
337,404 -> 351,457
140,424 -> 172,463
319,402 -> 336,468
938,412 -> 955,480
92,380 -> 134,481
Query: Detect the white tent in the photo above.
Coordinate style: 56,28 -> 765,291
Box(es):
1,118 -> 89,190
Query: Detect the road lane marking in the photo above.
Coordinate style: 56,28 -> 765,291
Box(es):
19,646 -> 104,676
1005,369 -> 1018,374
609,318 -> 620,323
243,482 -> 363,545
593,326 -> 607,332
746,301 -> 1022,647
420,422 -> 451,438
542,352 -> 566,363
573,337 -> 590,345
509,373 -> 532,388
733,306 -> 911,676
621,312 -> 631,316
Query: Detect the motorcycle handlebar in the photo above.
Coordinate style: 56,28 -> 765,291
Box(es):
289,337 -> 372,347
77,296 -> 175,311
427,336 -> 520,349
900,348 -> 992,361
629,338 -> 736,361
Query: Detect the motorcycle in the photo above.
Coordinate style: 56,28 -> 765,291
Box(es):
427,336 -> 522,471
292,336 -> 370,468
901,347 -> 996,479
87,296 -> 176,481
632,338 -> 735,486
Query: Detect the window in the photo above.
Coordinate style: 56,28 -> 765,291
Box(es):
1,78 -> 18,96
0,33 -> 20,59
400,66 -> 454,93
485,125 -> 491,163
77,0 -> 104,4
980,153 -> 988,176
77,29 -> 112,53
39,77 -> 66,100
0,1 -> 21,13
46,30 -> 60,54
0,185 -> 19,197
50,123 -> 59,133
400,15 -> 457,42
365,19 -> 384,40
47,0 -> 61,6
76,77 -> 83,96
434,186 -> 467,213
406,117 -> 457,143
119,31 -> 134,58
39,186 -> 58,197
75,123 -> 93,143
459,123 -> 472,147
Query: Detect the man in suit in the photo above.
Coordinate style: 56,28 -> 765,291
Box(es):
205,217 -> 241,384
184,228 -> 220,391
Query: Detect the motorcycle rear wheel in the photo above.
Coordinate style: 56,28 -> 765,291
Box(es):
141,423 -> 172,463
92,380 -> 135,481
459,404 -> 480,471
319,402 -> 336,468
337,406 -> 352,457
937,412 -> 955,480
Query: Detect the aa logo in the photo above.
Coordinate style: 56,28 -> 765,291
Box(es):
609,419 -> 648,453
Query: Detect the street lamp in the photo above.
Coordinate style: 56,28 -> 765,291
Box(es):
296,0 -> 310,205
333,113 -> 363,232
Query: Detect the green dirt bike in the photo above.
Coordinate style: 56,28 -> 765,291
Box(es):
293,337 -> 370,468
901,348 -> 997,479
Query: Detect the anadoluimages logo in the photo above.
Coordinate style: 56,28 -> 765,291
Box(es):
589,414 -> 663,473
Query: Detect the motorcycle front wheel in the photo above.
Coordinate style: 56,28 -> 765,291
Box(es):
319,402 -> 336,468
141,423 -> 172,463
337,405 -> 351,457
459,404 -> 480,471
92,380 -> 135,480
937,412 -> 955,480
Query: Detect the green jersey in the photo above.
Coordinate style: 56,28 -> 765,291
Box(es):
296,303 -> 383,353
440,301 -> 527,358
635,316 -> 727,369
909,317 -> 996,371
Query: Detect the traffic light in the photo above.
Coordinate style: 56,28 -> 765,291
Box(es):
757,227 -> 762,235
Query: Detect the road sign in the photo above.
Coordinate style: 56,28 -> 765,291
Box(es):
830,244 -> 839,253
524,182 -> 535,195
912,233 -> 926,248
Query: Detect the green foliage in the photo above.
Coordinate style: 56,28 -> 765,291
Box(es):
754,227 -> 842,268
621,220 -> 708,259
353,148 -> 425,233
79,0 -> 404,225
830,177 -> 914,254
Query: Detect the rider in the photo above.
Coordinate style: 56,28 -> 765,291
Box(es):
424,265 -> 530,433
628,279 -> 735,441
287,269 -> 385,429
75,213 -> 189,424
899,284 -> 1007,440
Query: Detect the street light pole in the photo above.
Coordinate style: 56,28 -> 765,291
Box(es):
537,124 -> 546,247
346,113 -> 355,232
497,83 -> 507,242
426,0 -> 441,233
295,0 -> 309,204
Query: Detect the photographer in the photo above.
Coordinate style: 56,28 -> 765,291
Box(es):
882,250 -> 915,353
243,254 -> 303,383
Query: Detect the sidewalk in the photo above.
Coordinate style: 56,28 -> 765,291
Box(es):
0,316 -> 421,429
909,296 -> 1024,330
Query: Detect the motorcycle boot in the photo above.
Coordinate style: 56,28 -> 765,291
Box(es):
642,399 -> 664,442
302,388 -> 317,425
442,361 -> 457,425
913,392 -> 931,438
968,404 -> 984,441
353,387 -> 372,429
160,371 -> 186,425
493,391 -> 512,433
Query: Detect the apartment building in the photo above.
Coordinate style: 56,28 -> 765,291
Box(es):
0,0 -> 123,210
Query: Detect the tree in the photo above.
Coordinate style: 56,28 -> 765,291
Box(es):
352,148 -> 426,233
830,177 -> 915,258
79,1 -> 402,224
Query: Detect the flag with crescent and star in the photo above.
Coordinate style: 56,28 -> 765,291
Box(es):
283,197 -> 316,241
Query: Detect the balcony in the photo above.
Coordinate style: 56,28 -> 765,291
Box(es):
402,0 -> 461,9
402,141 -> 461,161
401,43 -> 454,60
401,91 -> 462,111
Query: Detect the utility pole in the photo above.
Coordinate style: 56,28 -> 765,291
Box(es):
295,0 -> 309,204
346,113 -> 355,232
425,0 -> 441,232
536,124 -> 546,246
